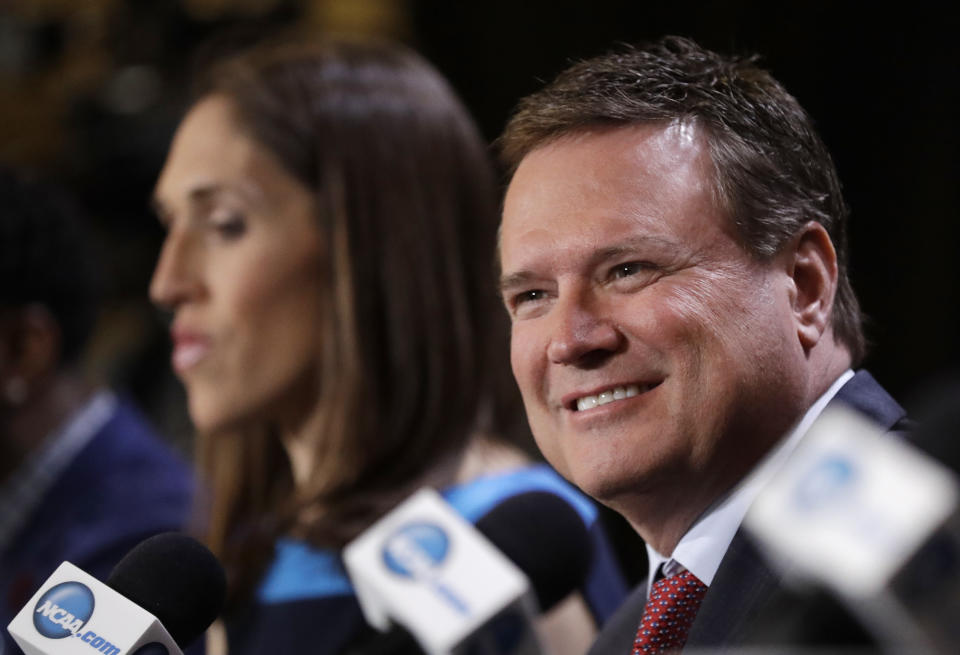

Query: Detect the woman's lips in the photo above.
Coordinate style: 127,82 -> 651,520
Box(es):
171,330 -> 211,374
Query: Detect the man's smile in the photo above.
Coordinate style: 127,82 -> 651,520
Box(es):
563,381 -> 663,412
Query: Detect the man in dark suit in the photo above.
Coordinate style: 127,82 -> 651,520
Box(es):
0,168 -> 195,655
496,36 -> 909,652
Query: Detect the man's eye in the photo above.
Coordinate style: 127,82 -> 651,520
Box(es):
514,289 -> 547,305
611,261 -> 649,279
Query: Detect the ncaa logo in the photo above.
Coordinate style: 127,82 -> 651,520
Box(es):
381,521 -> 470,615
382,522 -> 450,578
794,455 -> 856,512
33,581 -> 95,638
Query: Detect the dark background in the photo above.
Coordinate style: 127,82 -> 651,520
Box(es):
2,0 -> 957,581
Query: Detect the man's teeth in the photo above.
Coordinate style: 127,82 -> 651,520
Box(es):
576,384 -> 645,411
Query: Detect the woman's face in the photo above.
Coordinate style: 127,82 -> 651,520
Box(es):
150,95 -> 326,434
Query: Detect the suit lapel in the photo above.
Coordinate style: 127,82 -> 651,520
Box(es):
832,370 -> 909,434
684,531 -> 780,648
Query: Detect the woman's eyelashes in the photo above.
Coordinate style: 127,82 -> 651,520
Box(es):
209,209 -> 248,240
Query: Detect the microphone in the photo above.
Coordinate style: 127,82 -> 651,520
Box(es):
343,489 -> 592,655
745,405 -> 960,652
7,533 -> 226,655
474,490 -> 591,613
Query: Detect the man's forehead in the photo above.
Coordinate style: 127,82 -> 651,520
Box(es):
496,120 -> 746,270
503,123 -> 712,222
504,120 -> 710,202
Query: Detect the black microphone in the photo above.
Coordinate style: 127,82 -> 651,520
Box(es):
475,491 -> 592,613
106,532 -> 227,650
344,490 -> 593,654
7,532 -> 226,654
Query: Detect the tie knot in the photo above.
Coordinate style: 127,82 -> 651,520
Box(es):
652,569 -> 707,597
632,570 -> 708,654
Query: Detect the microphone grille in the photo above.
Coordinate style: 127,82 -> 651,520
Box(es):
107,532 -> 226,649
475,491 -> 592,612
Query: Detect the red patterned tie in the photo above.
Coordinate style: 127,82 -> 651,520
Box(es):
631,569 -> 708,654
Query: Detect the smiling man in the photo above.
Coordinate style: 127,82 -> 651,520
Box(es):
497,37 -> 910,653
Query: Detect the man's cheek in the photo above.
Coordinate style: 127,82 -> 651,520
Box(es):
531,425 -> 569,478
509,332 -> 539,390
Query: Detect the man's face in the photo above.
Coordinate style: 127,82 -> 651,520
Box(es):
499,123 -> 807,510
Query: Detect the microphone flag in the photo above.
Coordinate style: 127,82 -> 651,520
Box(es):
344,488 -> 541,655
7,561 -> 182,655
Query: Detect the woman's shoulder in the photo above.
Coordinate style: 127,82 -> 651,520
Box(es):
443,462 -> 599,527
229,540 -> 364,655
448,434 -> 598,524
255,538 -> 352,604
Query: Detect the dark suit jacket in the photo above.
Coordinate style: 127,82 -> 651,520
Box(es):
588,370 -> 910,654
0,396 -> 195,655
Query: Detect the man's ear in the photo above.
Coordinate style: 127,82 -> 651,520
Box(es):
3,305 -> 62,386
785,222 -> 838,352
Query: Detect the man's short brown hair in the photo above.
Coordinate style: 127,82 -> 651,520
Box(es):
499,36 -> 865,364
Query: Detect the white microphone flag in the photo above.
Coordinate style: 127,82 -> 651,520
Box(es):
344,488 -> 538,655
7,561 -> 182,655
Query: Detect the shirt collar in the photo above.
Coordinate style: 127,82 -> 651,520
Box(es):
645,370 -> 855,590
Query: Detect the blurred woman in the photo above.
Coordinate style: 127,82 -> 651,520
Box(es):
150,38 -> 626,654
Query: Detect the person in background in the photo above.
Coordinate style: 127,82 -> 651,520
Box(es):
0,167 -> 195,655
149,38 -> 627,655
496,36 -> 912,653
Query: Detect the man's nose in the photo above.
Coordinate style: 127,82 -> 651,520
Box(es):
149,230 -> 202,311
546,292 -> 623,366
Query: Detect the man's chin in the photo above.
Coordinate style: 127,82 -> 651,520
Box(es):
569,466 -> 647,506
568,455 -> 676,512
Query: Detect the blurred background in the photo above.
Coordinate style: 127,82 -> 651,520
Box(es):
2,0 -> 957,579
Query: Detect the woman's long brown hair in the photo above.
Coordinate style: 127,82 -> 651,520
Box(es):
190,38 -> 516,610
